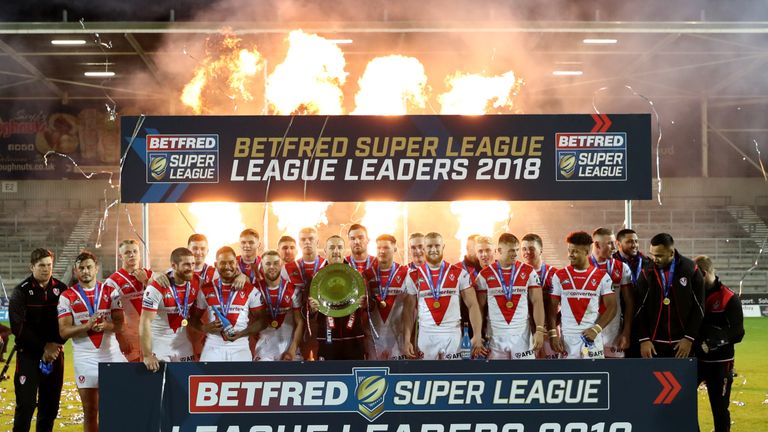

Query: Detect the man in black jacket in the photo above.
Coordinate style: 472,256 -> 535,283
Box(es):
694,255 -> 744,432
635,233 -> 705,358
9,248 -> 66,432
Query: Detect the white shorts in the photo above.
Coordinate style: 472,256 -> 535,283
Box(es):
254,329 -> 302,361
538,337 -> 565,359
488,331 -> 535,360
418,330 -> 461,360
373,328 -> 406,360
153,331 -> 195,362
73,347 -> 122,389
154,346 -> 195,362
200,343 -> 252,362
562,333 -> 605,359
601,331 -> 625,358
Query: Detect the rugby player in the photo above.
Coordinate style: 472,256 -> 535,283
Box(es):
474,235 -> 496,271
189,246 -> 263,361
613,228 -> 644,357
277,235 -> 298,265
475,234 -> 545,359
520,233 -> 561,359
237,228 -> 263,284
591,227 -> 634,358
549,231 -> 617,359
363,234 -> 411,360
408,232 -> 426,270
140,248 -> 202,371
347,224 -> 377,272
104,239 -> 169,362
459,234 -> 481,282
58,251 -> 124,432
402,232 -> 484,360
253,250 -> 304,361
188,233 -> 216,284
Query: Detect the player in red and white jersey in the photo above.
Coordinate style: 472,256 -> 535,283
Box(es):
402,232 -> 484,360
458,234 -> 482,283
104,239 -> 169,362
591,227 -> 634,358
58,251 -> 123,432
277,235 -> 298,265
408,232 -> 426,270
473,236 -> 496,276
189,246 -> 264,361
346,223 -> 377,273
254,250 -> 304,361
521,233 -> 562,359
188,233 -> 217,284
139,248 -> 202,371
237,228 -> 263,284
475,233 -> 545,360
363,234 -> 411,360
549,231 -> 617,359
281,227 -> 326,360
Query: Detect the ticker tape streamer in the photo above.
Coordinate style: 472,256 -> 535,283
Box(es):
738,236 -> 766,297
754,139 -> 768,181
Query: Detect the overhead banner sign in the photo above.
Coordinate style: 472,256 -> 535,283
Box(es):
100,359 -> 695,432
120,114 -> 651,203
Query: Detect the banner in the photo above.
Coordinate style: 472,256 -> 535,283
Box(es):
100,359 -> 696,432
120,114 -> 652,203
0,105 -> 120,179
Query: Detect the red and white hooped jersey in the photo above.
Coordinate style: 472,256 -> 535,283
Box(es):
550,265 -> 613,336
57,282 -> 122,353
194,278 -> 263,347
142,273 -> 203,338
404,261 -> 471,334
475,261 -> 541,334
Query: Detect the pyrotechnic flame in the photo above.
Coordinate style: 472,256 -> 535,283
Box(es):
271,202 -> 331,240
439,71 -> 523,115
266,30 -> 347,115
361,202 -> 403,256
189,202 -> 246,263
450,201 -> 511,260
352,55 -> 428,115
180,32 -> 264,114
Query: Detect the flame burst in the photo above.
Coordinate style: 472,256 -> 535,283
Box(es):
180,32 -> 264,114
439,71 -> 523,115
266,30 -> 347,115
271,202 -> 332,240
352,55 -> 428,115
360,202 -> 403,256
189,202 -> 246,263
449,201 -> 511,260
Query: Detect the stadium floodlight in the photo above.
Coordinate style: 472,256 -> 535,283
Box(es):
583,38 -> 618,44
51,39 -> 87,45
552,70 -> 583,76
84,71 -> 116,77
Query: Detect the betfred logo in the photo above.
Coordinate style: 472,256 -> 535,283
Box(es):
146,134 -> 218,151
145,134 -> 219,183
556,133 -> 625,148
555,132 -> 627,182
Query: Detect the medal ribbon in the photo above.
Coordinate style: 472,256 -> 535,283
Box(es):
215,278 -> 235,315
659,257 -> 676,299
590,256 -> 613,276
539,264 -> 549,285
238,258 -> 256,282
299,256 -> 320,285
349,255 -> 371,271
264,279 -> 287,320
377,263 -> 398,300
494,261 -> 520,301
75,282 -> 102,316
462,262 -> 477,281
422,262 -> 446,301
169,278 -> 191,319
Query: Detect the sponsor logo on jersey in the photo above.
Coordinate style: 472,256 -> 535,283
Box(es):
680,277 -> 688,286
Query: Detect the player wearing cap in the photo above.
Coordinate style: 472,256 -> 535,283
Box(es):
521,233 -> 561,359
104,239 -> 169,362
591,227 -> 634,358
253,250 -> 304,361
549,231 -> 617,359
363,234 -> 411,360
347,224 -> 377,273
475,234 -> 545,360
402,232 -> 484,360
58,251 -> 124,432
308,236 -> 372,360
140,248 -> 202,371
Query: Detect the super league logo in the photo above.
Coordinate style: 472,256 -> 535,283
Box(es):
354,367 -> 389,421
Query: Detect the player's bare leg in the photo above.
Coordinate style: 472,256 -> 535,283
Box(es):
78,387 -> 99,432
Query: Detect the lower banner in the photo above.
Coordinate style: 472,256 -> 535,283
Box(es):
99,359 -> 696,432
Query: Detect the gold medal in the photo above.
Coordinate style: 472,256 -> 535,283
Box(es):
270,320 -> 279,328
663,297 -> 671,306
181,319 -> 188,327
581,346 -> 589,357
433,301 -> 441,309
379,300 -> 387,308
506,301 -> 514,309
